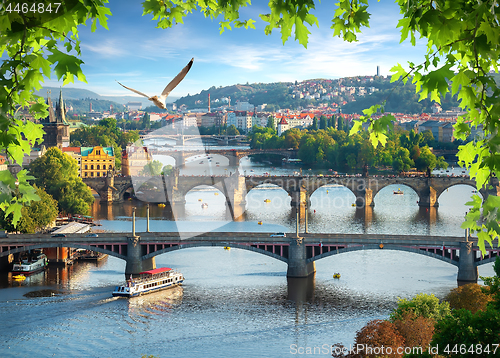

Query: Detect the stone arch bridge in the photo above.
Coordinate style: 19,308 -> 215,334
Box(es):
1,232 -> 498,283
82,174 -> 499,221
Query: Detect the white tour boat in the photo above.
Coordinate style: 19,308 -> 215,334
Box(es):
12,251 -> 48,275
112,267 -> 184,297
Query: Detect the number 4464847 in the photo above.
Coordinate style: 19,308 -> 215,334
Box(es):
4,2 -> 61,14
443,344 -> 499,355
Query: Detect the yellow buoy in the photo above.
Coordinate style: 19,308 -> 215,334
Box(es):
333,273 -> 341,279
224,246 -> 230,250
198,199 -> 202,202
258,221 -> 263,225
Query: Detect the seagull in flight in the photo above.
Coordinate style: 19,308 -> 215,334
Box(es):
117,58 -> 194,110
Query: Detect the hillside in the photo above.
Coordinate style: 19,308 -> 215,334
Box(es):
174,77 -> 461,113
34,86 -> 179,113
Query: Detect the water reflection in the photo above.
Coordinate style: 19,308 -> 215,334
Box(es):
287,276 -> 316,303
127,286 -> 183,317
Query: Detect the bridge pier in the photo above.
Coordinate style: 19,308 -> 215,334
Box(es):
418,186 -> 438,207
227,154 -> 239,167
223,175 -> 247,220
350,179 -> 374,207
287,236 -> 316,278
125,236 -> 156,277
457,241 -> 478,283
290,189 -> 308,224
176,135 -> 185,146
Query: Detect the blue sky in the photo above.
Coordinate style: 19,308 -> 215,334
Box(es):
46,0 -> 428,99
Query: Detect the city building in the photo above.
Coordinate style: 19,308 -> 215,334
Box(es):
227,111 -> 253,132
277,117 -> 289,136
62,147 -> 82,176
127,102 -> 142,111
81,146 -> 114,178
122,146 -> 153,176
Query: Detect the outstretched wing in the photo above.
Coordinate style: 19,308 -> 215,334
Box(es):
159,58 -> 194,100
116,81 -> 151,98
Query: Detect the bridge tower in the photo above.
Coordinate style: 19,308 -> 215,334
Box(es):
101,171 -> 117,203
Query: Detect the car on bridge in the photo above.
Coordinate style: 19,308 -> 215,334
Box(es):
270,232 -> 286,237
51,233 -> 66,237
86,233 -> 99,237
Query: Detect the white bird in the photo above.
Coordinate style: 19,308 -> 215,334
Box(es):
117,58 -> 194,110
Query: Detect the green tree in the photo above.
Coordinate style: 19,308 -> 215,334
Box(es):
390,293 -> 451,323
335,116 -> 341,132
420,130 -> 435,147
0,185 -> 58,233
392,148 -> 414,173
414,146 -> 436,172
266,116 -> 275,129
29,147 -> 94,215
319,115 -> 327,130
429,308 -> 500,358
162,164 -> 174,176
481,257 -> 500,311
311,117 -> 318,131
140,160 -> 164,176
227,124 -> 240,135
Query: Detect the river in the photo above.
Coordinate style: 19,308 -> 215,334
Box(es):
0,145 -> 495,358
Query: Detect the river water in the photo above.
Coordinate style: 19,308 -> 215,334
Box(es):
0,147 -> 496,358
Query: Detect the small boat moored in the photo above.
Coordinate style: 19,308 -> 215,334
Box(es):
112,267 -> 184,298
12,251 -> 48,275
333,273 -> 341,279
201,203 -> 208,208
393,188 -> 404,195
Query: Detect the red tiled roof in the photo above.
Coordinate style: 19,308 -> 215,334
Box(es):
62,147 -> 81,154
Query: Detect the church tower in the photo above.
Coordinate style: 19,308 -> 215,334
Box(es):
38,89 -> 70,149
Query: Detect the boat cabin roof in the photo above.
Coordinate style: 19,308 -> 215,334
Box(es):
139,267 -> 172,275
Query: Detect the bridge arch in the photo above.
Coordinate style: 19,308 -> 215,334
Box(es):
141,242 -> 288,263
117,182 -> 134,201
306,244 -> 460,267
435,182 -> 480,202
309,184 -> 356,209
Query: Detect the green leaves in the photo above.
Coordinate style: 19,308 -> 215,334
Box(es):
350,104 -> 394,148
0,0 -> 111,228
331,0 -> 370,42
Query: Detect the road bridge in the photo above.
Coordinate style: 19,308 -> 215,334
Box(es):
1,231 -> 498,283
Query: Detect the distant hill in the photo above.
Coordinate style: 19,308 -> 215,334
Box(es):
34,86 -> 179,112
